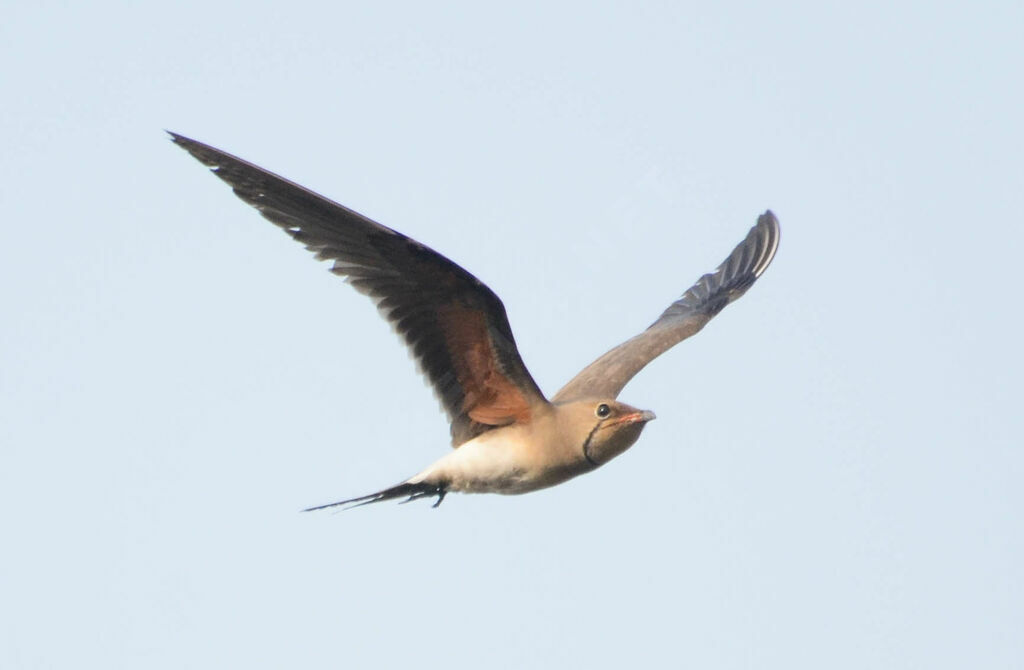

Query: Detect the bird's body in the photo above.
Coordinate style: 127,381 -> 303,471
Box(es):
412,417 -> 568,496
170,132 -> 779,511
405,401 -> 653,497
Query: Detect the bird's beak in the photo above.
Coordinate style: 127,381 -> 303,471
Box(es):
609,409 -> 657,426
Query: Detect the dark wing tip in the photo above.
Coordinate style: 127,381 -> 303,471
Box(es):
166,129 -> 196,152
167,131 -> 234,171
699,209 -> 779,312
656,210 -> 780,324
751,210 -> 781,280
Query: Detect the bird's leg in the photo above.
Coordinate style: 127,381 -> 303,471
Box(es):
432,488 -> 447,508
398,483 -> 448,506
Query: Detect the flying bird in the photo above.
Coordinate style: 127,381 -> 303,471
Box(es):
170,132 -> 780,511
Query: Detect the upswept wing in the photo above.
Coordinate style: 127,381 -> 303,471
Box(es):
170,133 -> 548,446
553,211 -> 780,403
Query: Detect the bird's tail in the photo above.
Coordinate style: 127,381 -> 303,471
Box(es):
303,480 -> 447,512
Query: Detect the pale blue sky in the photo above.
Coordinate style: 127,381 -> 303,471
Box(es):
2,2 -> 1021,668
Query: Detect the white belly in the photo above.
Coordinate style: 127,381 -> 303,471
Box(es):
406,430 -> 587,495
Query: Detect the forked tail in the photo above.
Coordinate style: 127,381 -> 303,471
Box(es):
304,481 -> 447,512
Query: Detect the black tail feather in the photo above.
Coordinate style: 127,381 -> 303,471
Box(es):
303,481 -> 447,512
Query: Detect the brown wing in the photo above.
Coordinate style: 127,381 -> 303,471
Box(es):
553,211 -> 779,403
170,132 -> 548,446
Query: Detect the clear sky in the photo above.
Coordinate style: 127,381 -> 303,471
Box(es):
2,2 -> 1021,668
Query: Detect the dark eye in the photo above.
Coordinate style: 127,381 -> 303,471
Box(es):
595,403 -> 611,418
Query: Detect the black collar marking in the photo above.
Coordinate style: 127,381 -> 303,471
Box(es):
582,423 -> 601,467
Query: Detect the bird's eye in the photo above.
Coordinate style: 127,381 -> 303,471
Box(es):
595,403 -> 611,418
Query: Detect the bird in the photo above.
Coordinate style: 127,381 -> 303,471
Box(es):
170,132 -> 780,511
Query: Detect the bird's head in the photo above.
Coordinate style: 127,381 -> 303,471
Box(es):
558,399 -> 656,467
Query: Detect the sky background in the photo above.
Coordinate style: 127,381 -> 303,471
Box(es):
2,2 -> 1021,668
